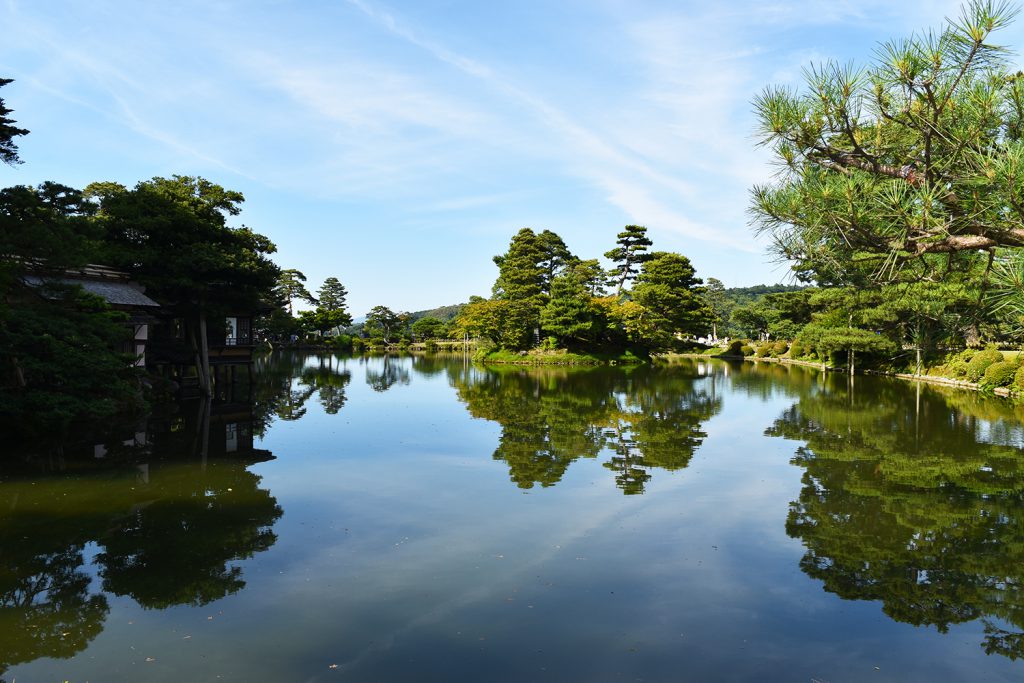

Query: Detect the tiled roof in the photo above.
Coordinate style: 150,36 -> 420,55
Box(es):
23,275 -> 161,308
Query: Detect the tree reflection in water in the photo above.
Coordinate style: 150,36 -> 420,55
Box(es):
0,359 -> 297,677
766,373 -> 1024,660
450,362 -> 721,494
364,354 -> 411,393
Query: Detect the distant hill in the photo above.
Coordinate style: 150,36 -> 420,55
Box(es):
409,303 -> 466,322
722,284 -> 806,309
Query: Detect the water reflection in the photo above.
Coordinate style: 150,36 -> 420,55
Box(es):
0,370 -> 287,677
766,372 -> 1024,660
364,354 -> 411,392
450,361 -> 722,494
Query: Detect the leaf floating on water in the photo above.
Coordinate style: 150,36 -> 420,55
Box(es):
329,664 -> 339,669
145,657 -> 156,662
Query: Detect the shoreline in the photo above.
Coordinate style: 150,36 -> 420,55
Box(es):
672,352 -> 1016,399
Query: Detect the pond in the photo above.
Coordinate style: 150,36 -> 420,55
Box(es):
2,354 -> 1023,682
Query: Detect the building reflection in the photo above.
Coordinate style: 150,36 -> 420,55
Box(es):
0,370 -> 286,678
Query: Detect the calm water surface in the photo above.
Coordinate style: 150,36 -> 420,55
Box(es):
2,354 -> 1023,682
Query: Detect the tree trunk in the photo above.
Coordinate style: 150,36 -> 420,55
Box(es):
850,349 -> 855,376
198,311 -> 211,397
916,346 -> 922,377
188,321 -> 208,395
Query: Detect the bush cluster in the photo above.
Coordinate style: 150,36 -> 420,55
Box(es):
1015,365 -> 1024,391
755,343 -> 772,357
727,340 -> 744,355
965,348 -> 1005,382
740,344 -> 755,356
981,360 -> 1018,389
772,340 -> 789,356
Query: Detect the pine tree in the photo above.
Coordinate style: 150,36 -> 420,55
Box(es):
605,225 -> 653,295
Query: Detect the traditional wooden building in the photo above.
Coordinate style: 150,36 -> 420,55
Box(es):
22,265 -> 161,366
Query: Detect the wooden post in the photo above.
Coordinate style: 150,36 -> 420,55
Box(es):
198,311 -> 211,397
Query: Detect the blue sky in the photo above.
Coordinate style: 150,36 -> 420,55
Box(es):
1,0 -> 1011,315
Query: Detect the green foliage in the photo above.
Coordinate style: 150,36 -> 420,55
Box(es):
454,299 -> 537,350
1014,364 -> 1024,390
92,176 -> 279,316
981,360 -> 1018,388
772,340 -> 789,356
752,0 -> 1024,285
799,323 -> 897,369
411,316 -> 446,340
756,343 -> 772,357
934,348 -> 977,378
0,78 -> 29,166
467,227 -> 712,357
727,340 -> 744,355
540,271 -> 603,347
274,269 -> 315,315
364,305 -> 402,344
630,251 -> 713,344
0,183 -> 145,434
0,286 -> 143,433
537,229 -> 575,295
788,341 -> 804,358
605,225 -> 653,294
740,344 -> 755,356
966,347 -> 1005,382
493,228 -> 547,306
315,277 -> 350,318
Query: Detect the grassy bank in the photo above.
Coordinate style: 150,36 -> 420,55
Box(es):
474,348 -> 648,365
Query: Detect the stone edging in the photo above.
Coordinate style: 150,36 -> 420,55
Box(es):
673,353 -> 1017,399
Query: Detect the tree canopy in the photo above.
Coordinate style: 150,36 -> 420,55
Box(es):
0,78 -> 29,166
751,0 -> 1024,285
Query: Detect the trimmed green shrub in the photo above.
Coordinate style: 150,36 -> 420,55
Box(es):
1014,365 -> 1024,391
727,340 -> 744,356
772,340 -> 789,356
740,344 -> 755,356
965,348 -> 1004,382
788,341 -> 804,358
755,343 -> 772,357
982,360 -> 1018,388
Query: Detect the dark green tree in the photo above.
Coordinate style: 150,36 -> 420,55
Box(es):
493,228 -> 548,307
411,316 -> 446,340
0,78 -> 29,166
89,176 -> 280,395
316,277 -> 350,318
605,225 -> 653,295
0,184 -> 141,434
452,298 -> 536,350
571,258 -> 607,296
274,269 -> 316,316
537,229 -> 575,295
365,305 -> 401,344
702,277 -> 731,340
540,271 -> 603,348
630,251 -> 713,347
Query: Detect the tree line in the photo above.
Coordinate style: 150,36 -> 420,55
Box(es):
449,224 -> 712,357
